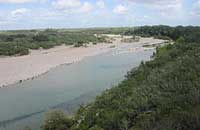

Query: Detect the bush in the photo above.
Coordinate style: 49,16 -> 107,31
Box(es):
32,34 -> 49,42
41,110 -> 73,130
18,48 -> 29,56
22,126 -> 32,130
74,42 -> 83,47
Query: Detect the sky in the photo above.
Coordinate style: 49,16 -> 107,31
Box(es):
0,0 -> 200,30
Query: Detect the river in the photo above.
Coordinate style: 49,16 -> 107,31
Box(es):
0,43 -> 155,130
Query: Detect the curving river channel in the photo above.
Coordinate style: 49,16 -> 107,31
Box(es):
0,43 -> 155,130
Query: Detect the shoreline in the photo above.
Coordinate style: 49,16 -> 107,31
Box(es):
0,37 -> 166,88
0,43 -> 114,88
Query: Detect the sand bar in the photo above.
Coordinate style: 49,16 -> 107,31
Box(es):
0,37 -> 165,88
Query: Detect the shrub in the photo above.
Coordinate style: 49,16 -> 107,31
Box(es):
41,110 -> 73,130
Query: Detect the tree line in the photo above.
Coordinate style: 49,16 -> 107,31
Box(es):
0,29 -> 107,56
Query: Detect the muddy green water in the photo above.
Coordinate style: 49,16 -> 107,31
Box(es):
0,44 -> 154,130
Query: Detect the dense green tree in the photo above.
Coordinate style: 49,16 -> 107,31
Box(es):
22,126 -> 32,130
41,110 -> 73,130
32,34 -> 49,42
127,25 -> 200,43
89,126 -> 103,130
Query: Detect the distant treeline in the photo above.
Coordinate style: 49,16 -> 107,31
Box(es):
125,25 -> 200,43
34,25 -> 200,130
0,29 -> 106,56
3,26 -> 200,56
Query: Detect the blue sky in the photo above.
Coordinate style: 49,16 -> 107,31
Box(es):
0,0 -> 199,30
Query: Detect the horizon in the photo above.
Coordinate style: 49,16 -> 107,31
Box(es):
1,24 -> 200,31
0,0 -> 200,30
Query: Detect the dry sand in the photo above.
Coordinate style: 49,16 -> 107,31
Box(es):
0,36 -> 165,88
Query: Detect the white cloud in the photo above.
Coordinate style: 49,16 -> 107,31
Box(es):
52,0 -> 94,13
79,2 -> 94,13
153,0 -> 182,12
52,0 -> 81,10
191,0 -> 200,17
128,0 -> 182,6
128,0 -> 183,16
11,8 -> 30,16
96,0 -> 105,9
113,5 -> 128,14
0,0 -> 46,3
143,15 -> 150,19
0,8 -> 30,27
0,0 -> 32,3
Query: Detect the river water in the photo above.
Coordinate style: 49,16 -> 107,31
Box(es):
0,43 -> 154,130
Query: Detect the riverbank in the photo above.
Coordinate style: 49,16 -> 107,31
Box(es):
0,36 -> 165,88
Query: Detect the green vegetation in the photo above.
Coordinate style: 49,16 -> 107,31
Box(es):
30,26 -> 200,130
41,110 -> 73,130
4,25 -> 199,56
74,27 -> 132,35
125,25 -> 200,43
0,29 -> 107,56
